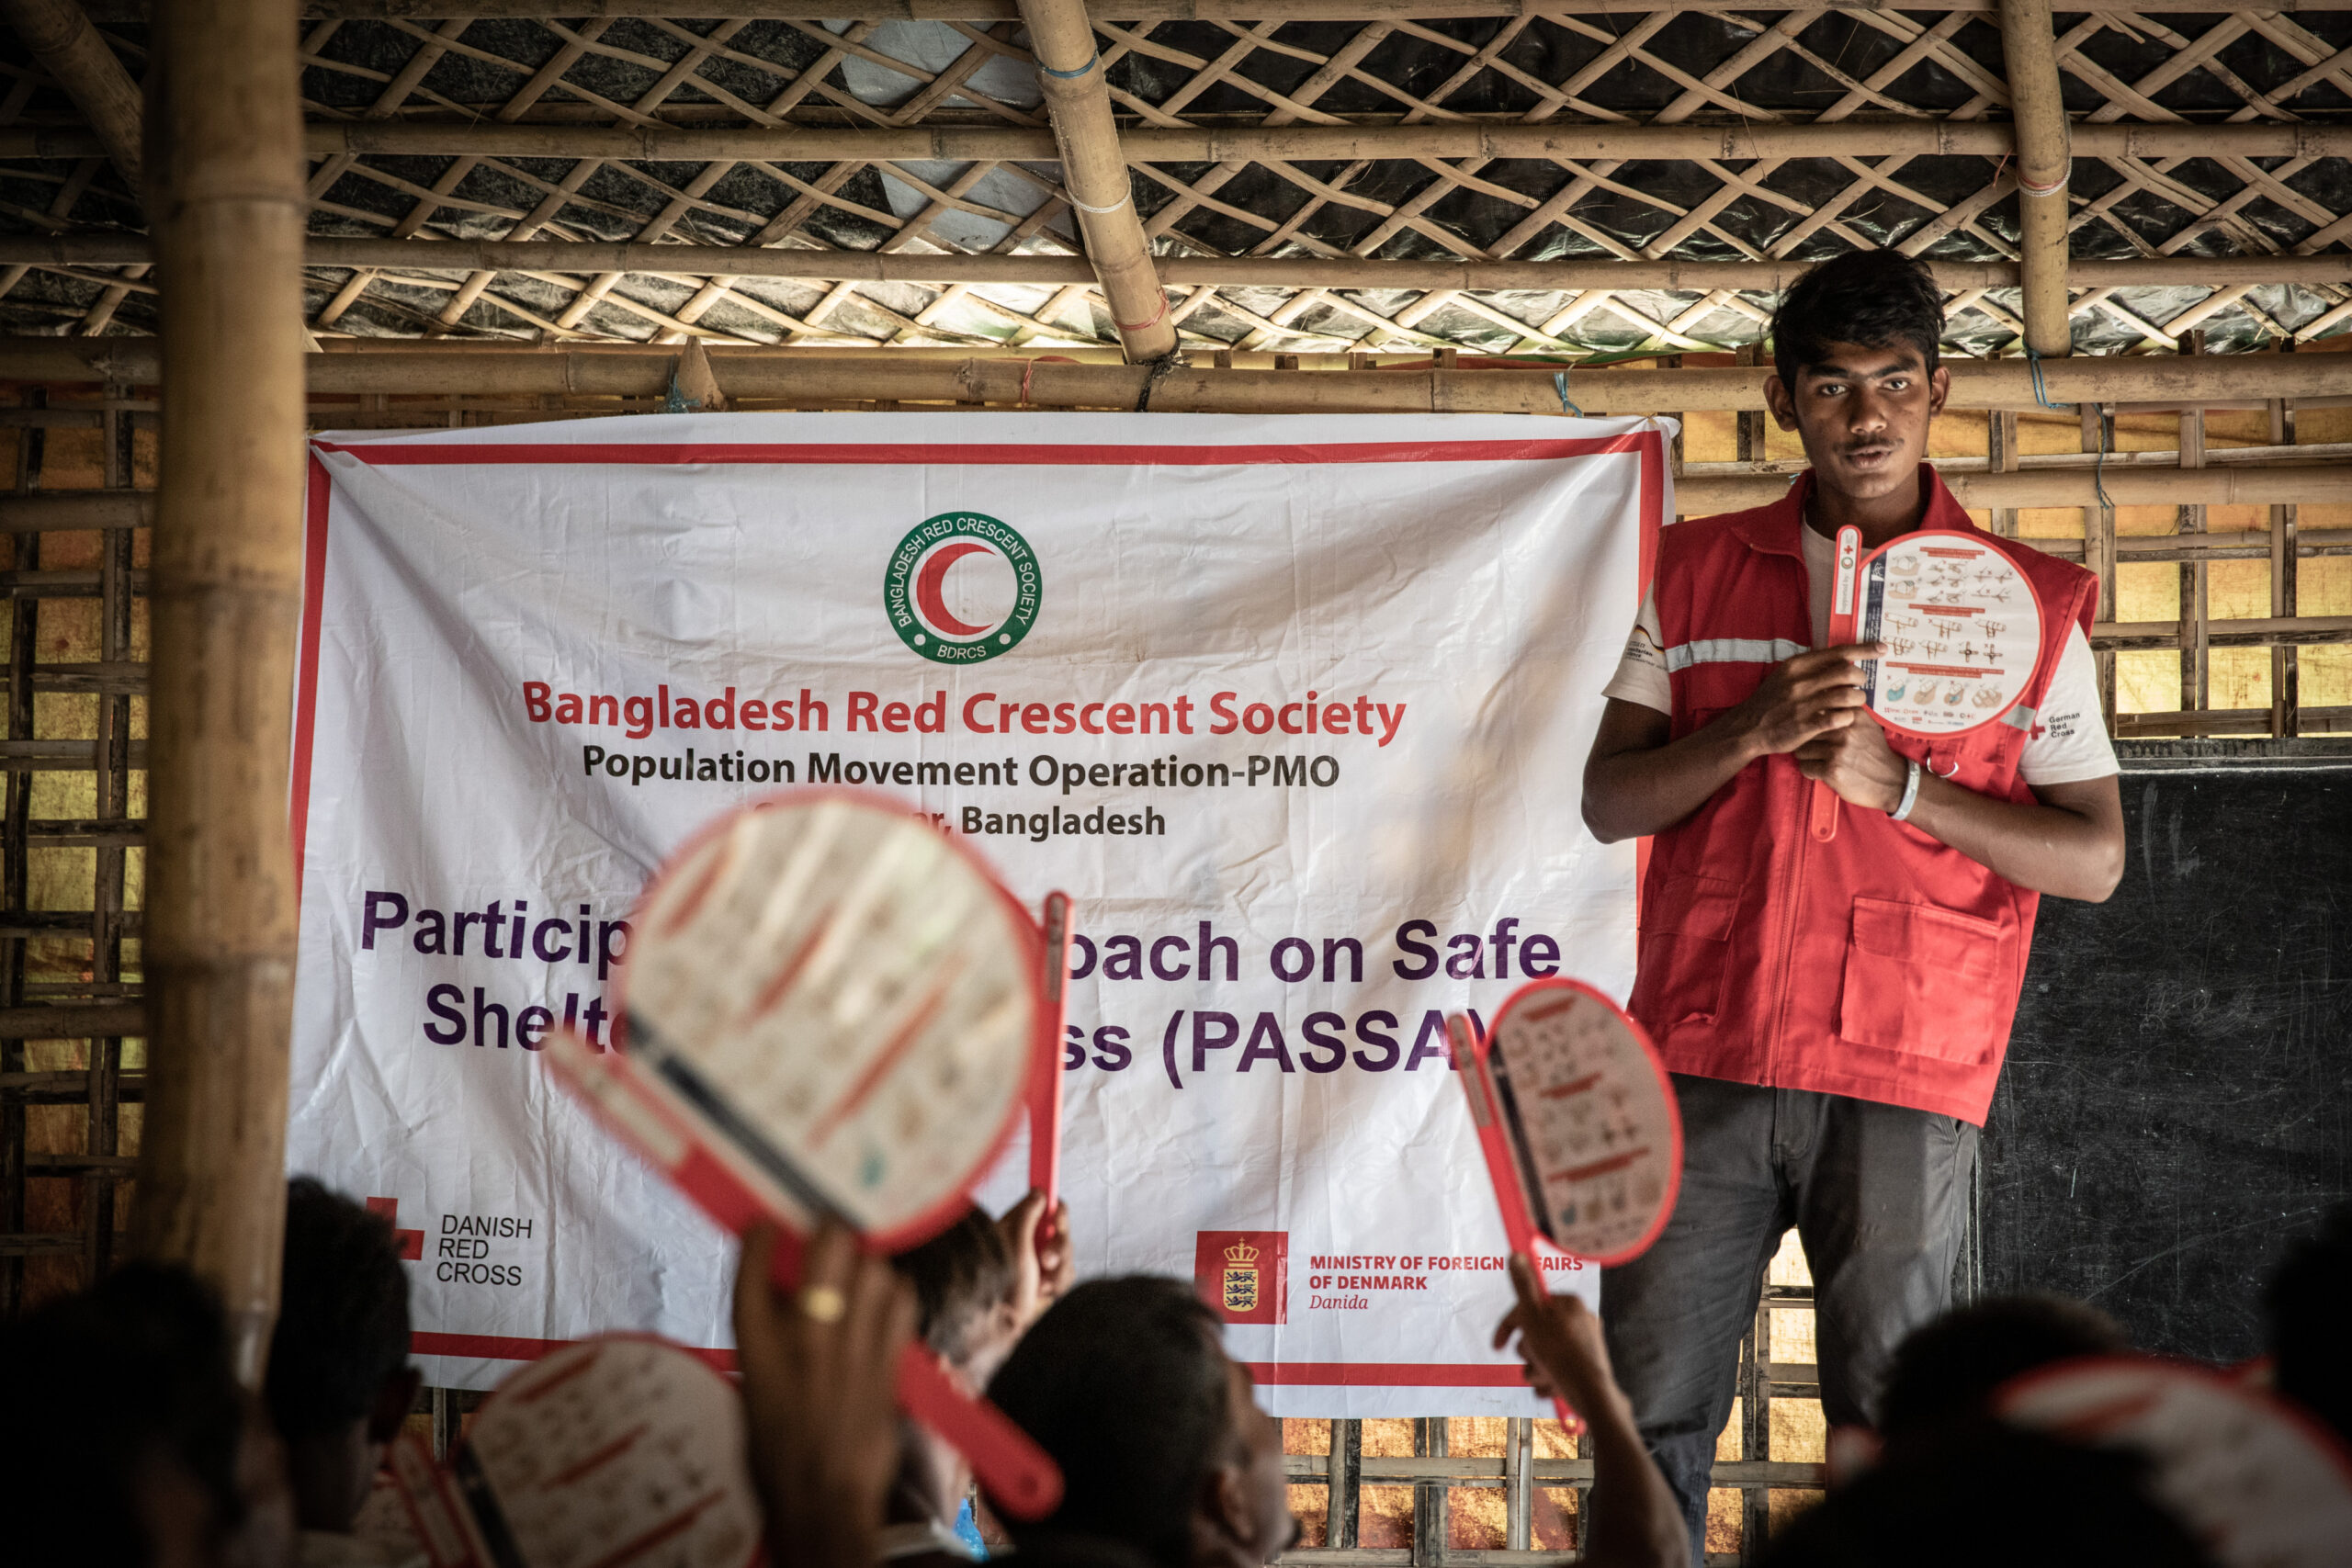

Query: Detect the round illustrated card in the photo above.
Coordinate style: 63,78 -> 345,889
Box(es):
1999,1356 -> 2352,1568
1481,979 -> 1683,1266
401,1337 -> 763,1568
617,789 -> 1049,1250
1849,529 -> 2044,739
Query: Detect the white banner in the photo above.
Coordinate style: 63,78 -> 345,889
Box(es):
288,411 -> 1668,1415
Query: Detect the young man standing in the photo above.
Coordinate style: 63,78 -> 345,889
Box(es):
1581,249 -> 2125,1555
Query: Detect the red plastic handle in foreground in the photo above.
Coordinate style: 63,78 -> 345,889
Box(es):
762,1225 -> 1066,1519
1809,525 -> 1865,843
896,1342 -> 1066,1519
547,1032 -> 1069,1523
1029,892 -> 1072,1211
1446,1015 -> 1583,1436
1807,777 -> 1842,841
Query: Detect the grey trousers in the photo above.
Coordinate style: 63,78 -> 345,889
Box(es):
1599,1075 -> 1977,1563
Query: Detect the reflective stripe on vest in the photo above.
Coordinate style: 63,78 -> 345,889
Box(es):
2001,703 -> 2038,731
1662,637 -> 1808,672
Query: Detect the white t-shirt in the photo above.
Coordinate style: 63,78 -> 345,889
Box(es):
1602,522 -> 2119,786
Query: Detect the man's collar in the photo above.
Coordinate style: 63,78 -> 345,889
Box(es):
1724,465 -> 1976,556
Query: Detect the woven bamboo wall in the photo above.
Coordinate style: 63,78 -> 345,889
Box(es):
0,397 -> 145,1319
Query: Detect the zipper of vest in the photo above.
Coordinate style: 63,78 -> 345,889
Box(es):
1766,755 -> 1812,1080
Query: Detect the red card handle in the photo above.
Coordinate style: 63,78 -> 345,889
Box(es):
1810,525 -> 1864,843
896,1341 -> 1067,1520
388,1433 -> 490,1568
1446,1014 -> 1583,1436
757,1207 -> 1066,1519
1029,892 -> 1072,1211
1807,774 -> 1842,842
548,1032 -> 1069,1521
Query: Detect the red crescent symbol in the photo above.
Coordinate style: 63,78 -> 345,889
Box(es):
914,540 -> 996,637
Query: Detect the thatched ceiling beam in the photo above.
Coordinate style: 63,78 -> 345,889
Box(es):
1018,0 -> 1174,361
73,0 -> 2352,18
1999,0 -> 2070,358
0,0 -> 143,189
11,233 -> 2352,295
15,118 -> 2350,164
6,340 -> 2349,412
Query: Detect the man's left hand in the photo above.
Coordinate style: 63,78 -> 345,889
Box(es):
1792,710 -> 1908,812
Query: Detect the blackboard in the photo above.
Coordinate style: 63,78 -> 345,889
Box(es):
1984,745 -> 2352,1365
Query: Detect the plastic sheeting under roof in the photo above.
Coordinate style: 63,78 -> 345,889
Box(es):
5,7 -> 2352,356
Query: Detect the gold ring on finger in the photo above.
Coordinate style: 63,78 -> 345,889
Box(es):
797,1284 -> 848,1325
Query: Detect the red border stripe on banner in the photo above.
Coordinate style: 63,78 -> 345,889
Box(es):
312,437 -> 1648,468
290,454 -> 334,905
412,1331 -> 739,1374
412,1331 -> 1530,1389
1243,1362 -> 1532,1388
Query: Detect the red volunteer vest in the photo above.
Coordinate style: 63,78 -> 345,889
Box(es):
1630,468 -> 2098,1125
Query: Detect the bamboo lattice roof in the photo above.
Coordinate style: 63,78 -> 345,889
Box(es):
9,6 -> 2352,355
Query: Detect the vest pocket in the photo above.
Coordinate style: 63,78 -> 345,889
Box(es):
1634,874 -> 1743,1029
1836,897 -> 2007,1063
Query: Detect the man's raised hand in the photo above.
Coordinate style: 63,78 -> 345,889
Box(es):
1491,1255 -> 1621,1421
1492,1256 -> 1690,1568
998,1189 -> 1076,1334
732,1222 -> 916,1568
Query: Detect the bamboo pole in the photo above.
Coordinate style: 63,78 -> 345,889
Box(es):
302,120 -> 2352,164
6,115 -> 2352,173
0,491 -> 154,531
2094,615 -> 2352,648
0,1002 -> 149,1040
1677,465 -> 2352,515
18,118 -> 2352,166
9,339 -> 2352,412
0,0 -> 143,188
35,490 -> 2352,541
18,234 -> 2352,296
133,0 -> 307,1385
1012,0 -> 1173,362
72,0 -> 2352,19
1999,0 -> 2071,358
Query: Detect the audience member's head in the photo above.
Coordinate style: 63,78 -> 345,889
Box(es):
1762,1420 -> 2214,1568
888,1202 -> 1021,1530
1,1261 -> 294,1568
264,1178 -> 420,1533
2265,1201 -> 2352,1447
988,1276 -> 1295,1568
895,1201 -> 1020,1379
1874,1294 -> 2128,1452
1770,248 -> 1945,393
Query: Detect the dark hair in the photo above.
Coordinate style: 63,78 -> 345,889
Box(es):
986,1276 -> 1232,1567
1761,1421 -> 2213,1568
265,1176 -> 413,1440
1770,249 -> 1945,392
2266,1201 -> 2352,1445
0,1261 -> 250,1566
1875,1294 -> 2129,1446
891,1203 -> 1015,1367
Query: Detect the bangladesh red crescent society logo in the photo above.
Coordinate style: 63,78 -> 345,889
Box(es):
884,511 -> 1041,665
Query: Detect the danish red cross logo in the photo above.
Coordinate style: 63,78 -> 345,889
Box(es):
367,1197 -> 424,1262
